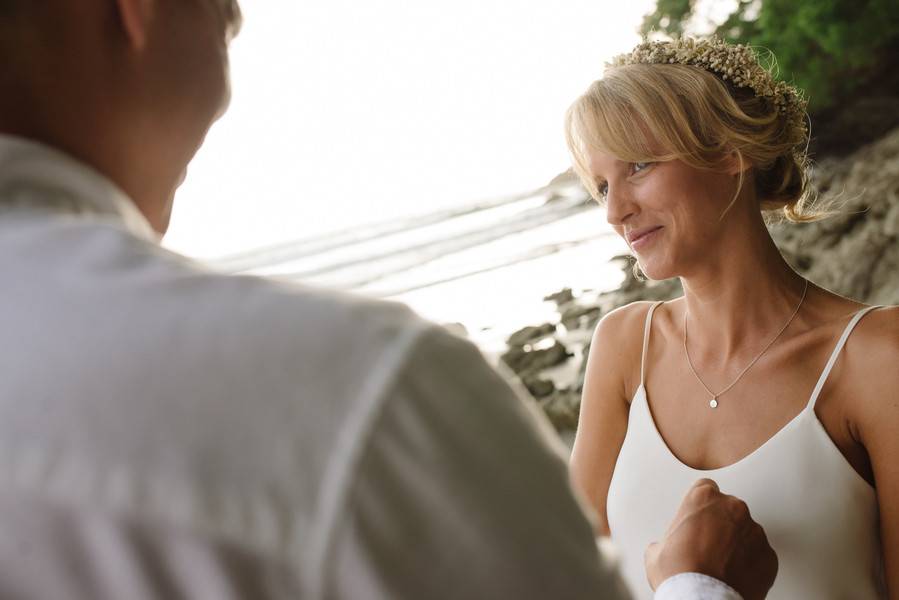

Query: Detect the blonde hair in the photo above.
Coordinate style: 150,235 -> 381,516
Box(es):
565,59 -> 825,222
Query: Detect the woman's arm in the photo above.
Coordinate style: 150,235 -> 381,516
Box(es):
570,302 -> 651,536
853,307 -> 899,598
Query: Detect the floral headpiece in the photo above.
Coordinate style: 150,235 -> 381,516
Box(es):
608,37 -> 808,136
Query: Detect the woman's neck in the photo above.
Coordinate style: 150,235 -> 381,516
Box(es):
678,213 -> 808,363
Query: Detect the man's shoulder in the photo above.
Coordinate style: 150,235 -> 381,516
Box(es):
120,239 -> 433,359
1,225 -> 449,523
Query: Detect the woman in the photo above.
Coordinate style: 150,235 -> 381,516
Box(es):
566,37 -> 897,599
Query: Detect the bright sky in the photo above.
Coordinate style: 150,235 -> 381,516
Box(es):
163,0 -> 656,260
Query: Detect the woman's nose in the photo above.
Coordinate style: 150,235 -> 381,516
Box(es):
604,186 -> 637,226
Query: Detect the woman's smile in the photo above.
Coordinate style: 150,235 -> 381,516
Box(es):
627,225 -> 664,251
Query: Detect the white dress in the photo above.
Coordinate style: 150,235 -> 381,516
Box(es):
608,301 -> 887,599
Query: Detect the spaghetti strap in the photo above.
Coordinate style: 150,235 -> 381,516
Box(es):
806,305 -> 885,411
640,302 -> 665,387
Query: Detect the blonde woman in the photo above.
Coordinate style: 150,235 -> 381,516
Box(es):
566,38 -> 897,599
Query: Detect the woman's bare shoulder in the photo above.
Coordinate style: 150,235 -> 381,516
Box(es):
847,305 -> 899,389
857,304 -> 899,333
587,300 -> 673,402
846,306 -> 899,586
840,303 -> 899,358
834,305 -> 899,436
594,300 -> 664,338
593,298 -> 687,347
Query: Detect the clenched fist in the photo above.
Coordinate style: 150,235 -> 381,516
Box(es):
645,479 -> 778,600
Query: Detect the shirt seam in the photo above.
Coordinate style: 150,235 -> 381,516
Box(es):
302,319 -> 437,599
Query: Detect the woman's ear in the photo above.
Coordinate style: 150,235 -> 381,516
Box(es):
114,0 -> 154,51
723,149 -> 752,176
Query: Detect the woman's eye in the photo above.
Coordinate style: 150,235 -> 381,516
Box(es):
633,161 -> 652,174
596,182 -> 609,198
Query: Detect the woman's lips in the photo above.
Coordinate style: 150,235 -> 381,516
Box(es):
629,226 -> 663,250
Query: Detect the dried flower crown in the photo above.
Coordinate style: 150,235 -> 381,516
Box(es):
608,37 -> 808,136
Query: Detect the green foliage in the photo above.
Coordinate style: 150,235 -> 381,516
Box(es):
639,0 -> 899,112
640,0 -> 694,37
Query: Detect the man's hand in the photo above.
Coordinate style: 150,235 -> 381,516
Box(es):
644,479 -> 778,600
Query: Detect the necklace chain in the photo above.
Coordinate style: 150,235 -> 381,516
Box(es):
683,279 -> 809,408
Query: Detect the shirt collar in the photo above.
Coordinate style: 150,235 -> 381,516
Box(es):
0,133 -> 159,242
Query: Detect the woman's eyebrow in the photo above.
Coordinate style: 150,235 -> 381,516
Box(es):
591,160 -> 628,182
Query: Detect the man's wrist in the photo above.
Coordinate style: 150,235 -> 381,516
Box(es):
655,573 -> 742,600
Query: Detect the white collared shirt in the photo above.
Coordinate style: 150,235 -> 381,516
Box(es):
0,134 -> 739,599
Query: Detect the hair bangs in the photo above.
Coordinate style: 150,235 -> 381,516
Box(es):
565,79 -> 667,200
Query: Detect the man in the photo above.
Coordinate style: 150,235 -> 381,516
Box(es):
0,1 -> 776,598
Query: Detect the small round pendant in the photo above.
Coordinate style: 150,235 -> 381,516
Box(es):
709,398 -> 719,408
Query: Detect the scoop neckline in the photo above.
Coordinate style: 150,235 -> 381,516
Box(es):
634,382 -> 811,473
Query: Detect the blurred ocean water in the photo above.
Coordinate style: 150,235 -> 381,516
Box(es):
211,184 -> 629,352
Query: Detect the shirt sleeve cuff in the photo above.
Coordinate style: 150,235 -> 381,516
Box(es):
654,573 -> 743,600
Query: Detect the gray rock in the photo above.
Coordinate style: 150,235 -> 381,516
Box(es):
500,340 -> 572,375
575,341 -> 591,393
442,322 -> 469,338
772,126 -> 899,305
538,388 -> 581,432
506,322 -> 556,348
883,201 -> 899,237
560,304 -> 602,330
522,376 -> 555,398
543,287 -> 575,306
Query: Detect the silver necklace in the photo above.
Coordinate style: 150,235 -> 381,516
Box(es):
683,279 -> 808,409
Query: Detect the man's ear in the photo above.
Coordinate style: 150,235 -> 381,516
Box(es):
114,0 -> 154,51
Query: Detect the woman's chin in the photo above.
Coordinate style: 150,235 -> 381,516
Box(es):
635,258 -> 677,282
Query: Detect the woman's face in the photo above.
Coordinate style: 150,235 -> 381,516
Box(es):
587,149 -> 742,280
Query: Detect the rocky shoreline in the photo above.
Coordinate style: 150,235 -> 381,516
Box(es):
498,126 -> 899,437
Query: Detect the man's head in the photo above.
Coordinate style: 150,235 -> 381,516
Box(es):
0,0 -> 242,233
